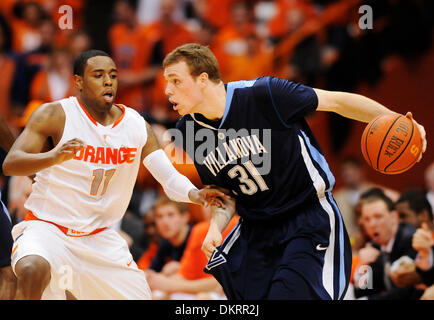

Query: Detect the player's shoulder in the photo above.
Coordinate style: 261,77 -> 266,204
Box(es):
228,77 -> 275,98
227,77 -> 268,90
29,101 -> 65,123
116,104 -> 146,124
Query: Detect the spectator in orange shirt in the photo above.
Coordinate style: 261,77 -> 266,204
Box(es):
108,0 -> 160,112
192,0 -> 237,30
224,32 -> 273,83
146,201 -> 240,299
212,1 -> 256,78
29,47 -> 74,103
13,18 -> 58,107
143,0 -> 196,115
144,0 -> 196,59
10,1 -> 45,53
267,0 -> 317,42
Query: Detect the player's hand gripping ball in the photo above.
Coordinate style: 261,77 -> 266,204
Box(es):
361,113 -> 423,174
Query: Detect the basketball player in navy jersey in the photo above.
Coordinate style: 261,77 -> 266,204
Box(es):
162,43 -> 427,300
0,114 -> 16,299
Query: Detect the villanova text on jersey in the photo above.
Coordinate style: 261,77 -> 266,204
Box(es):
166,122 -> 272,177
173,77 -> 340,223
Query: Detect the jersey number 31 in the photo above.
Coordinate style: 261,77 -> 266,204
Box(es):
228,161 -> 269,195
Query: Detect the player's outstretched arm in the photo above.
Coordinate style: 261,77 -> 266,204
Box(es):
202,197 -> 236,259
0,114 -> 15,152
314,88 -> 427,158
141,122 -> 230,207
314,88 -> 396,122
2,103 -> 85,176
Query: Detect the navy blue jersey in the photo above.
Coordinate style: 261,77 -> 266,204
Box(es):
176,77 -> 335,222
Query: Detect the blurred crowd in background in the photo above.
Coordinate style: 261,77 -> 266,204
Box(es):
0,0 -> 433,300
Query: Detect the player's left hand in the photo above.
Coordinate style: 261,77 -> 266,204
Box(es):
202,223 -> 223,260
405,112 -> 427,162
189,187 -> 231,208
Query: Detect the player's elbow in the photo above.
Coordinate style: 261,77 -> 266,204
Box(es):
2,157 -> 14,176
2,152 -> 24,176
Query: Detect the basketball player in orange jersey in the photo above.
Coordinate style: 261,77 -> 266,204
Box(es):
2,50 -> 229,300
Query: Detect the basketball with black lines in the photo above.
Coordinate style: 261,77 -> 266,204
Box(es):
361,114 -> 422,174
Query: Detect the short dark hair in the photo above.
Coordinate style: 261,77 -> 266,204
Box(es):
73,49 -> 110,76
360,188 -> 395,211
396,189 -> 433,221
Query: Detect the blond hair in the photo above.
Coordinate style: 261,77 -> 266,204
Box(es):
153,194 -> 189,214
163,43 -> 221,84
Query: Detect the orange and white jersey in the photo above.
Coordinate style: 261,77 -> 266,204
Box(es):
25,96 -> 147,233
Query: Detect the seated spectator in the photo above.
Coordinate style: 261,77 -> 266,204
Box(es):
267,0 -> 316,42
144,195 -> 193,275
194,0 -> 238,30
387,191 -> 434,291
29,47 -> 74,103
67,30 -> 91,59
425,162 -> 434,214
334,157 -> 377,245
224,32 -> 273,83
389,219 -> 434,300
353,188 -> 423,300
412,223 -> 434,295
143,0 -> 196,115
109,0 -> 159,112
334,157 -> 399,252
212,0 -> 256,78
12,18 -> 57,108
0,17 -> 15,120
395,189 -> 433,229
137,210 -> 161,271
10,1 -> 45,53
146,199 -> 240,300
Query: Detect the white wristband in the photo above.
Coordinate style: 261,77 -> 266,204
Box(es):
143,149 -> 197,203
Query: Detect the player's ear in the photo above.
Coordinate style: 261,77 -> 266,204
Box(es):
74,74 -> 83,91
198,72 -> 209,85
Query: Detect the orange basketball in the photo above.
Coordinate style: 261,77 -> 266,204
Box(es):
361,113 -> 422,174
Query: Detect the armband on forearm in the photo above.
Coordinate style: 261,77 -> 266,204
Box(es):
143,149 -> 197,203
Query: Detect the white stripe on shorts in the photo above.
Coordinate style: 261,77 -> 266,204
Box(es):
298,135 -> 335,299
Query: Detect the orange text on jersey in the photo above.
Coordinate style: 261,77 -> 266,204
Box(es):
73,145 -> 137,165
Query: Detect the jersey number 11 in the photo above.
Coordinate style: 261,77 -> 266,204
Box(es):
90,169 -> 116,196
